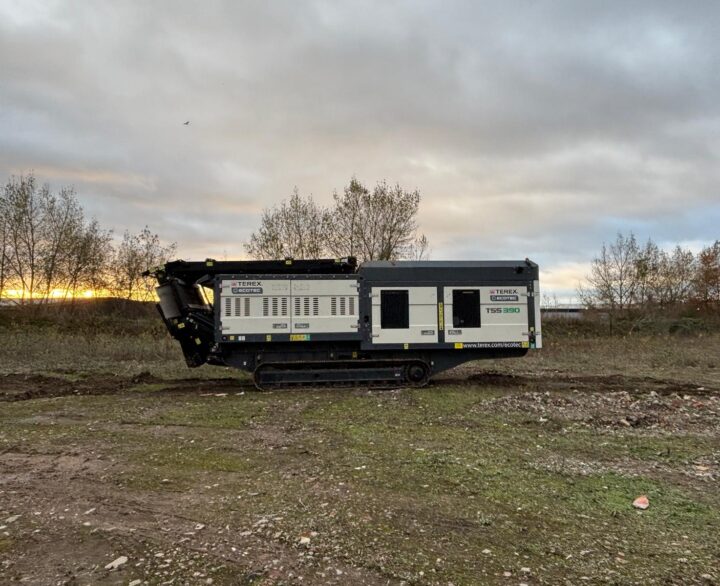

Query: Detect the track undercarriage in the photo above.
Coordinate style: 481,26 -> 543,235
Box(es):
252,358 -> 431,390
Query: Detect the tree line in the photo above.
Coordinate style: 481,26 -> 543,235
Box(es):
579,232 -> 720,313
0,174 -> 176,303
6,172 -> 716,317
246,177 -> 429,262
0,174 -> 428,305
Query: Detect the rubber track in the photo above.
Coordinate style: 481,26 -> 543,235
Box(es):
253,359 -> 431,391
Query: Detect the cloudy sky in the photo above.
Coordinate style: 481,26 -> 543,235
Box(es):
1,1 -> 718,298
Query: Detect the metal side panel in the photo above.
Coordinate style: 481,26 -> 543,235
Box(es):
371,286 -> 438,344
444,285 -> 530,345
219,279 -> 292,335
291,278 -> 359,334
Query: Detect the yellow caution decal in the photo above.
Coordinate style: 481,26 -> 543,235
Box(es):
521,341 -> 529,348
454,342 -> 464,349
265,334 -> 272,342
438,302 -> 444,331
290,334 -> 310,341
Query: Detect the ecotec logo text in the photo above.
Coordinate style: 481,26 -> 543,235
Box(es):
231,280 -> 263,294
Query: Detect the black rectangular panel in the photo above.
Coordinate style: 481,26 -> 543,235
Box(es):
452,289 -> 481,328
380,290 -> 409,329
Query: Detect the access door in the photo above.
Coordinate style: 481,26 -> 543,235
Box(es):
371,286 -> 438,344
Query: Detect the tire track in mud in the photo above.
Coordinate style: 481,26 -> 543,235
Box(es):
434,370 -> 717,396
0,372 -> 252,402
1,370 -> 716,402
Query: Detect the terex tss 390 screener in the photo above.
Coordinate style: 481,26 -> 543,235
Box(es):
146,258 -> 541,389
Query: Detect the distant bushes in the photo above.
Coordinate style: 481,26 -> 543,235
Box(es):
0,298 -> 164,336
542,308 -> 719,338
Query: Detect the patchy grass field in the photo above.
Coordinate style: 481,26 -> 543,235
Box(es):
0,322 -> 719,585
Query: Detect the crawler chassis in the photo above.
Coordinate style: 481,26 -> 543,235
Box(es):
146,257 -> 541,389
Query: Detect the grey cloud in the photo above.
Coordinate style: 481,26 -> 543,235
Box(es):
1,0 -> 719,297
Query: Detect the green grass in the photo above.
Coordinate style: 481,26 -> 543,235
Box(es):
0,329 -> 240,379
2,384 -> 718,584
1,322 -> 719,584
487,329 -> 720,387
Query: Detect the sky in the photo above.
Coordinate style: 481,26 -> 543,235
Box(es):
1,1 -> 719,300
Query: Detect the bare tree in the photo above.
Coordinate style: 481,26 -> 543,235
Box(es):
631,240 -> 699,309
407,233 -> 430,260
579,232 -> 640,312
0,173 -> 182,305
0,208 -> 8,301
38,186 -> 86,301
693,240 -> 720,310
579,233 -> 703,315
245,188 -> 330,260
0,174 -> 117,304
634,239 -> 661,307
665,245 -> 696,305
327,178 -> 426,262
325,178 -> 366,259
246,178 -> 430,262
64,219 -> 114,299
110,227 -> 177,300
1,174 -> 47,302
642,244 -> 695,307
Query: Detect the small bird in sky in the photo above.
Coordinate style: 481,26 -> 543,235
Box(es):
183,121 -> 190,125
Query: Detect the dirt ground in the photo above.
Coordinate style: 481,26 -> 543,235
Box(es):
1,332 -> 719,585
